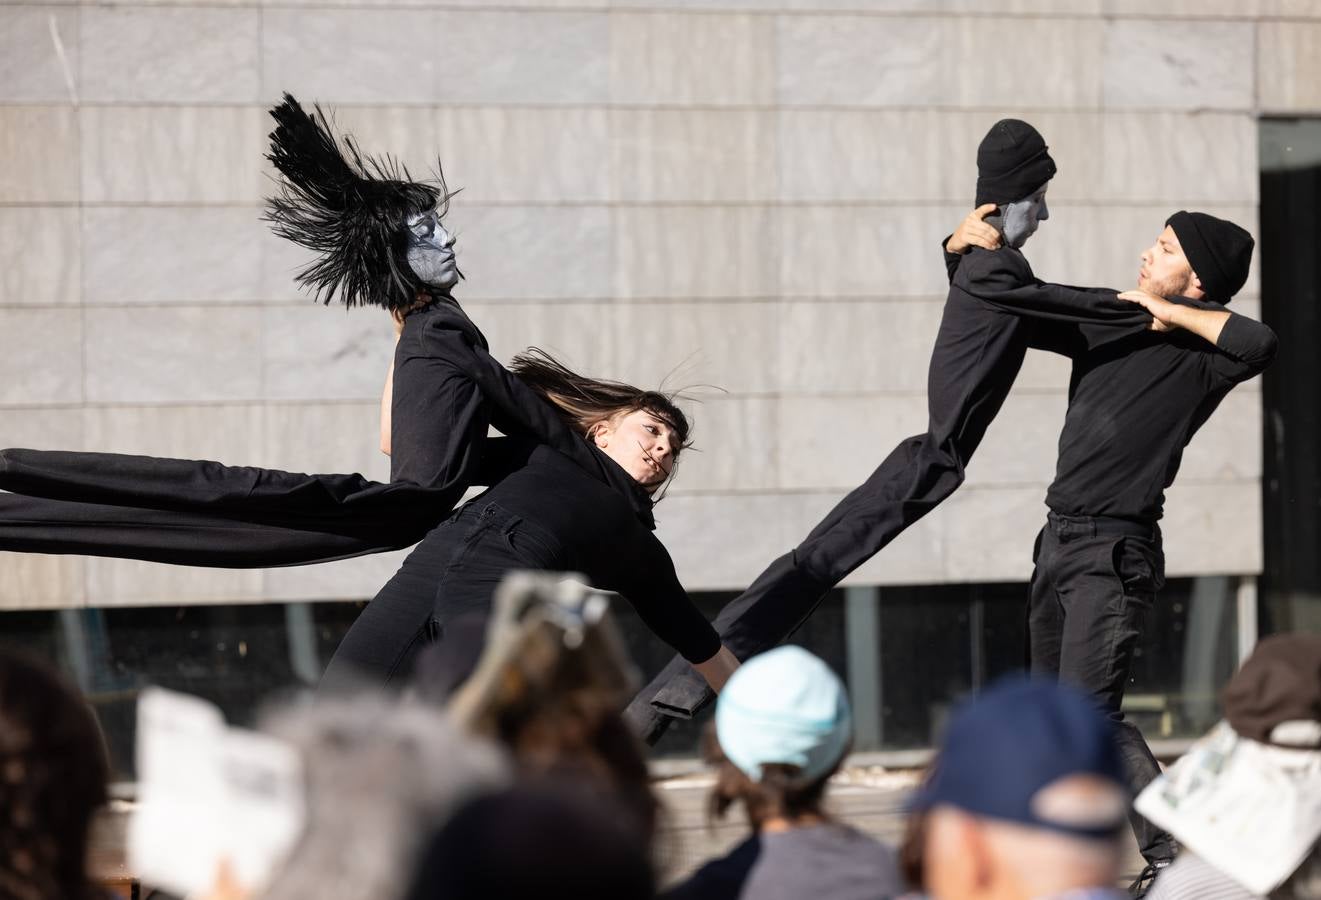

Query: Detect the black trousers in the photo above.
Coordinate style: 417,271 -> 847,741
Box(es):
627,293 -> 1034,738
320,499 -> 542,693
1029,511 -> 1176,864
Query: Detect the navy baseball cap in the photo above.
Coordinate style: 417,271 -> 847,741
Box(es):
910,676 -> 1128,839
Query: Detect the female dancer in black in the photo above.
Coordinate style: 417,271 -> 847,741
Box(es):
0,95 -> 738,693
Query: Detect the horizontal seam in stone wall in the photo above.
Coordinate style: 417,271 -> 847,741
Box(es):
661,477 -> 1263,498
0,99 -> 1269,114
0,294 -> 1267,310
11,3 -> 1314,24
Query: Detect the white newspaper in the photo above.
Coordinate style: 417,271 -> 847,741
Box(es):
128,688 -> 305,897
1135,720 -> 1321,896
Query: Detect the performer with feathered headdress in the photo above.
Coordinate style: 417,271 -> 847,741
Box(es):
0,95 -> 740,693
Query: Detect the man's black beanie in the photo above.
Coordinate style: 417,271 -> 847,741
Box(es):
975,119 -> 1057,207
1166,211 -> 1254,304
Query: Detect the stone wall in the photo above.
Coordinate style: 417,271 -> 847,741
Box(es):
2,1 -> 1313,609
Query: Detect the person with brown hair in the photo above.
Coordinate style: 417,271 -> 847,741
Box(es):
0,652 -> 111,900
663,646 -> 901,900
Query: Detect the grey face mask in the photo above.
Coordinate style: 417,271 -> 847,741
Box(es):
405,210 -> 461,291
986,187 -> 1050,249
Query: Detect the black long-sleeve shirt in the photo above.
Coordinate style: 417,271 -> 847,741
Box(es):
473,443 -> 721,663
1038,299 -> 1278,521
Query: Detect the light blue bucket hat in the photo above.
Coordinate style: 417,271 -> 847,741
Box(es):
714,646 -> 853,783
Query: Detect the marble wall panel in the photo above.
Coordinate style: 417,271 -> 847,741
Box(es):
776,299 -> 941,394
1258,22 -> 1321,112
0,106 -> 78,202
267,10 -> 608,105
942,485 -> 1048,582
1102,20 -> 1253,110
0,7 -> 78,102
433,10 -> 608,104
959,390 -> 1068,489
776,394 -> 928,490
664,395 -> 778,493
0,309 -> 82,405
82,404 -> 265,462
454,207 -> 612,301
613,206 -> 780,299
467,301 -> 618,377
778,109 -> 981,203
260,402 -> 390,482
0,207 -> 80,306
85,558 -> 264,607
81,8 -> 259,103
778,16 -> 1101,108
1176,391 -> 1262,483
605,300 -> 781,395
82,208 -> 267,306
1161,481 -> 1262,575
653,492 -> 806,589
1104,0 -> 1321,18
611,109 -> 777,204
80,106 -> 266,204
261,10 -> 441,104
84,307 -> 262,403
776,15 -> 944,108
0,555 -> 85,610
0,407 -> 83,451
610,12 -> 775,106
435,107 -> 610,204
781,205 -> 962,298
262,551 -> 409,602
262,307 -> 395,402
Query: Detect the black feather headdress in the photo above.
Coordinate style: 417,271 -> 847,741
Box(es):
264,93 -> 454,311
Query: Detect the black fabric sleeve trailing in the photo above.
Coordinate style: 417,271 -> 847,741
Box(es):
956,247 -> 1152,327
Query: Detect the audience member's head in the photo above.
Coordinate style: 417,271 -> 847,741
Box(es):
447,579 -> 660,841
912,677 -> 1128,900
707,646 -> 853,829
254,697 -> 508,900
0,651 -> 109,900
404,780 -> 655,900
1137,633 -> 1321,899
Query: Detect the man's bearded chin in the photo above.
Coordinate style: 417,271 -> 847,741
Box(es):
1143,268 -> 1194,299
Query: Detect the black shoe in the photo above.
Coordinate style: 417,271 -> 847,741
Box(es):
1129,859 -> 1172,898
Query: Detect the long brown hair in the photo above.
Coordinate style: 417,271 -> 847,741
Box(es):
510,349 -> 693,497
701,723 -> 835,831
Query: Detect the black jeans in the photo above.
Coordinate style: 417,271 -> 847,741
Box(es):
320,500 -> 557,693
626,293 -> 1033,738
1029,511 -> 1176,864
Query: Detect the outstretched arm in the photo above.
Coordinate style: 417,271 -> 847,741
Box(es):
1119,290 -> 1278,382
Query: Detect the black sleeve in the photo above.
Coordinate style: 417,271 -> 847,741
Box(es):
1209,310 -> 1279,383
941,235 -> 962,284
594,527 -> 721,664
956,247 -> 1153,328
420,321 -> 656,528
390,318 -> 490,491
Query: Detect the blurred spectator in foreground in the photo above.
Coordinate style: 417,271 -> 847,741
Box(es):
404,779 -> 655,900
444,574 -> 663,844
252,697 -> 508,900
0,651 -> 110,900
1138,633 -> 1321,900
913,677 -> 1129,900
663,646 -> 901,900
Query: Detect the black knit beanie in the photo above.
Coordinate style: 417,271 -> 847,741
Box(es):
1166,211 -> 1254,304
975,119 -> 1057,207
